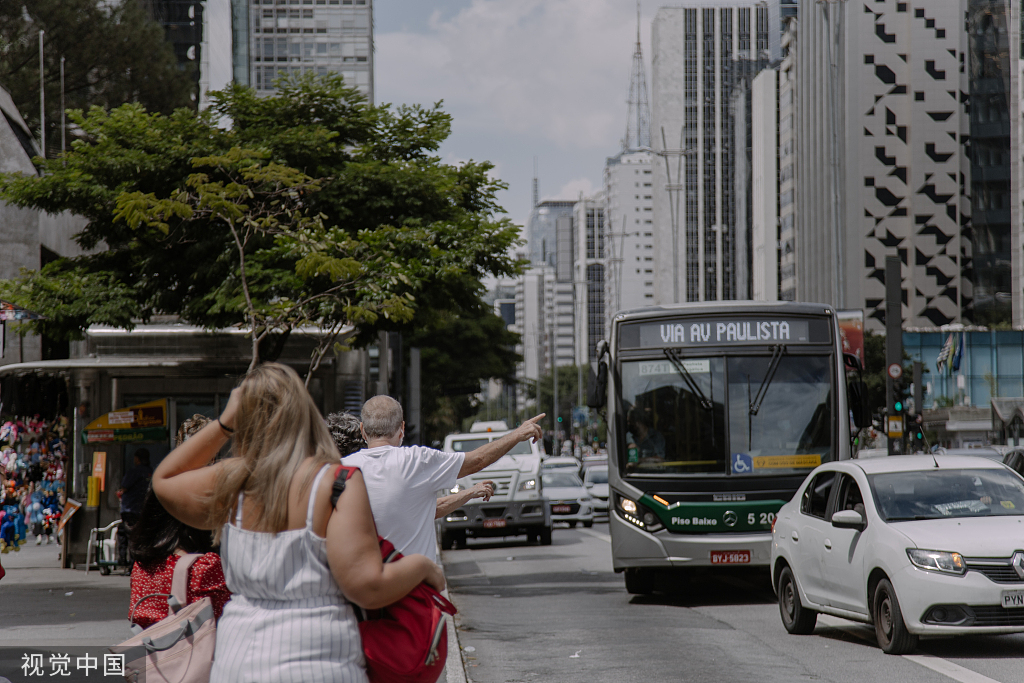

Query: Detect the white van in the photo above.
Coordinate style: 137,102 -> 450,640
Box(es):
438,429 -> 552,548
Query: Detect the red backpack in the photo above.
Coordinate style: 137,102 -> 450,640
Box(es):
333,466 -> 458,683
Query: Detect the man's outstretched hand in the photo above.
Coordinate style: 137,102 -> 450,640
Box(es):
514,414 -> 545,444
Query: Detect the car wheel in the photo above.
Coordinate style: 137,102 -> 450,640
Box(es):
568,521 -> 578,529
540,526 -> 553,546
624,568 -> 655,595
873,578 -> 918,654
777,565 -> 817,634
100,565 -> 111,576
440,531 -> 455,551
583,520 -> 593,528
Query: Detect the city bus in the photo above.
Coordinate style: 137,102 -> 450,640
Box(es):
588,302 -> 866,594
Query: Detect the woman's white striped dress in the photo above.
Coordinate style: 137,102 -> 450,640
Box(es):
211,464 -> 367,683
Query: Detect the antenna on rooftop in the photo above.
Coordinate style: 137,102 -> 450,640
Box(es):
623,1 -> 651,151
532,156 -> 539,208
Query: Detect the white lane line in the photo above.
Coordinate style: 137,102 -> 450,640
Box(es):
903,655 -> 1003,683
576,528 -> 611,543
818,615 -> 1004,683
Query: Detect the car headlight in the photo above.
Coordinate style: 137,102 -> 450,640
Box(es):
580,496 -> 592,503
450,483 -> 463,494
517,478 -> 537,492
906,548 -> 966,575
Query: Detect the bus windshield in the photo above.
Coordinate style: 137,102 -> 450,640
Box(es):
620,355 -> 833,476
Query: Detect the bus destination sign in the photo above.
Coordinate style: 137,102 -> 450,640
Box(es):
621,317 -> 830,349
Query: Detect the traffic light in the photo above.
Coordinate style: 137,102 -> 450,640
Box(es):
894,400 -> 903,413
557,416 -> 563,423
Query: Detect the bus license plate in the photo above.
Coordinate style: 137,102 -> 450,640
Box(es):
710,551 -> 751,564
1002,590 -> 1024,608
483,519 -> 506,529
552,505 -> 571,513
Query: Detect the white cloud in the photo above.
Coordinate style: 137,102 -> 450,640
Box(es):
377,0 -> 640,151
548,177 -> 597,201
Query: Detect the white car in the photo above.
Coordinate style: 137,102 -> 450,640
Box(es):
541,456 -> 581,475
772,455 -> 1024,654
541,471 -> 594,528
583,466 -> 609,516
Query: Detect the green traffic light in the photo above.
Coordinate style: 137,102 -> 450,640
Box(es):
557,416 -> 563,422
894,401 -> 903,412
917,431 -> 923,439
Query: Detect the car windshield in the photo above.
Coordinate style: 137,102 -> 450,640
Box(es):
543,473 -> 582,488
587,469 -> 608,484
619,355 -> 833,476
869,468 -> 1024,521
449,438 -> 489,452
507,441 -> 533,455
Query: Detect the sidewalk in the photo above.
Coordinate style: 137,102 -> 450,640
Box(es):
0,541 -> 132,647
0,540 -> 470,681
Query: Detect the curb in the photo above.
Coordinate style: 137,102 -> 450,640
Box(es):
437,538 -> 470,683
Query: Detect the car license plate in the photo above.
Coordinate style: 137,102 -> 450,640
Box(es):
1002,590 -> 1024,608
483,519 -> 506,529
552,505 -> 571,513
710,550 -> 751,564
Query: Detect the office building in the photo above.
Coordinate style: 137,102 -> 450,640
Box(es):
604,150 -> 655,319
650,2 -> 772,305
233,0 -> 374,101
525,200 -> 576,270
574,195 -> 606,364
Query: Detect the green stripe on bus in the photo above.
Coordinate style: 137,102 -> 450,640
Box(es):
638,495 -> 787,533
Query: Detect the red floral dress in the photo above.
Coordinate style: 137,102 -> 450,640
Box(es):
129,552 -> 231,628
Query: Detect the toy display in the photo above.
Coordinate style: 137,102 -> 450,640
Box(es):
0,415 -> 68,552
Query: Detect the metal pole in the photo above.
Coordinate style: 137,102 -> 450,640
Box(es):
409,347 -> 421,445
38,30 -> 44,157
60,56 -> 65,160
885,256 -> 903,455
822,1 -> 844,308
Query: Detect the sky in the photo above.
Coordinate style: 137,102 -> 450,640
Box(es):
374,0 -> 665,234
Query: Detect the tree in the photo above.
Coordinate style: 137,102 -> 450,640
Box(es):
0,0 -> 195,157
406,312 -> 521,444
0,74 -> 524,380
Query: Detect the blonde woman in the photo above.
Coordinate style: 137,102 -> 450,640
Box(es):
152,363 -> 444,683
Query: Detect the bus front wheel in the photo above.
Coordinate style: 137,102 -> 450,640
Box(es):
624,568 -> 655,595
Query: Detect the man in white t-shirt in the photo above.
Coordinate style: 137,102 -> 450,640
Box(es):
344,395 -> 544,562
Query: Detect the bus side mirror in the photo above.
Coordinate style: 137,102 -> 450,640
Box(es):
848,380 -> 869,430
587,362 -> 607,409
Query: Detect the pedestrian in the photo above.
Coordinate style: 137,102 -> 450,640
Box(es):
343,396 -> 543,562
327,411 -> 497,522
152,363 -> 443,683
117,448 -> 152,567
127,415 -> 231,629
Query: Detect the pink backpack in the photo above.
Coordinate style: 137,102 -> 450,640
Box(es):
110,554 -> 217,683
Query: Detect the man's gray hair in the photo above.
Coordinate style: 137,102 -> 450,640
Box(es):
360,395 -> 404,439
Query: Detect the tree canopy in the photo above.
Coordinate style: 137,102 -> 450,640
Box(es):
0,0 -> 195,157
0,74 -> 524,380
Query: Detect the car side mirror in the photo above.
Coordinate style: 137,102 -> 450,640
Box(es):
587,361 -> 608,409
831,509 -> 866,531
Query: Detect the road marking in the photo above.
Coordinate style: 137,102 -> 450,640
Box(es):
818,615 -> 1004,683
576,528 -> 610,543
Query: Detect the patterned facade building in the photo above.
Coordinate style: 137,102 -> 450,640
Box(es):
651,2 -> 772,306
793,0 -> 1024,329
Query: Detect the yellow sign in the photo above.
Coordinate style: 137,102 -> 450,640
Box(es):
83,399 -> 169,444
753,454 -> 823,469
888,417 -> 904,438
92,452 -> 107,491
87,476 -> 101,507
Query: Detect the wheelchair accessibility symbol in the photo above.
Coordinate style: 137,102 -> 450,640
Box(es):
731,453 -> 752,474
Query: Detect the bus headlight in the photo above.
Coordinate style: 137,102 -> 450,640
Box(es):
616,495 -> 663,532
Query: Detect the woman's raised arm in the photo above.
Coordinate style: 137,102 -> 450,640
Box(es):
325,470 -> 444,609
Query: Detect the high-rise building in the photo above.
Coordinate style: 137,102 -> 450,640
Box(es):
574,195 -> 606,364
650,2 -> 772,306
525,200 -> 576,270
604,150 -> 655,320
788,0 -> 1024,329
233,0 -> 374,101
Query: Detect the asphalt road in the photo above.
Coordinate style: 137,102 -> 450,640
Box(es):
443,522 -> 1024,683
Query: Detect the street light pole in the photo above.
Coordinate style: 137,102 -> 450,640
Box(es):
658,127 -> 696,303
819,0 -> 847,309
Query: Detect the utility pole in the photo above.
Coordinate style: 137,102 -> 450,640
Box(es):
38,30 -> 44,157
885,256 -> 903,455
819,0 -> 848,308
658,127 -> 696,303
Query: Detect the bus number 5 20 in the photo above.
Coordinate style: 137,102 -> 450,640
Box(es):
747,512 -> 776,526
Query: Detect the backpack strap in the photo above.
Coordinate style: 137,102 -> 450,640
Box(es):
331,465 -> 360,508
169,553 -> 202,613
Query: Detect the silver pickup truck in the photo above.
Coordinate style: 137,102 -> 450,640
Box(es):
438,429 -> 552,549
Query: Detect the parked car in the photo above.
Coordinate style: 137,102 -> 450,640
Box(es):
541,471 -> 594,528
438,430 -> 552,548
932,447 -> 1003,463
583,465 -> 609,517
772,455 -> 1024,654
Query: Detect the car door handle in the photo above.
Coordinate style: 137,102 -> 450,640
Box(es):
824,539 -> 832,550
791,531 -> 799,542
